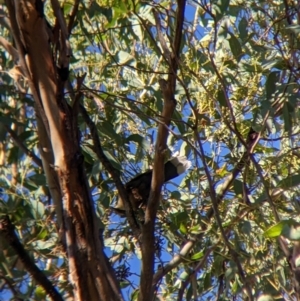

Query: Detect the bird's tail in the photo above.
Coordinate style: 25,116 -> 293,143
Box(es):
168,156 -> 192,175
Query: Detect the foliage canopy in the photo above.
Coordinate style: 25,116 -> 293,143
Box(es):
0,0 -> 300,300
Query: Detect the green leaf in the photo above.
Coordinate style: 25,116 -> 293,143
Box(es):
0,116 -> 24,126
119,280 -> 130,288
125,134 -> 150,151
191,251 -> 204,260
122,68 -> 143,88
232,280 -> 238,293
229,33 -> 242,59
278,174 -> 300,189
213,0 -> 230,21
129,16 -> 143,40
262,59 -> 286,71
34,286 -> 46,300
203,273 -> 212,290
100,120 -> 123,146
100,7 -> 113,22
170,191 -> 181,199
264,220 -> 294,238
27,174 -> 46,186
82,144 -> 98,164
31,237 -> 57,250
240,221 -> 251,235
217,90 -> 227,107
179,271 -> 189,280
131,289 -> 139,301
190,224 -> 202,235
238,17 -> 248,40
169,212 -> 189,232
283,102 -> 292,132
113,51 -> 136,67
265,71 -> 280,101
233,179 -> 243,195
138,4 -> 155,25
285,24 -> 300,34
29,199 -> 45,219
179,223 -> 187,235
172,109 -> 186,134
103,150 -> 121,171
36,228 -> 48,240
281,223 -> 300,240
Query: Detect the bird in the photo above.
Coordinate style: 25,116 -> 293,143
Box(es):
112,156 -> 191,214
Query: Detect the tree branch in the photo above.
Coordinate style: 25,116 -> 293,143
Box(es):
67,0 -> 81,36
0,36 -> 19,62
139,2 -> 186,300
4,124 -> 42,167
0,216 -> 64,301
152,240 -> 195,286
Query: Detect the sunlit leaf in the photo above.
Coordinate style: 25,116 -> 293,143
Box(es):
191,251 -> 204,260
264,220 -> 294,238
257,295 -> 274,301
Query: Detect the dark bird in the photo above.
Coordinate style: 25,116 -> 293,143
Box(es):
112,156 -> 191,213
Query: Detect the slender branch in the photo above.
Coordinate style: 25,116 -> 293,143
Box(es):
0,216 -> 64,301
67,0 -> 81,36
153,10 -> 171,60
51,0 -> 71,69
0,36 -> 19,62
152,240 -> 195,286
4,124 -> 42,167
283,0 -> 292,25
133,9 -> 166,65
140,3 -> 186,300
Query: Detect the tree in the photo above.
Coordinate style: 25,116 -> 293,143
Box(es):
0,0 -> 300,300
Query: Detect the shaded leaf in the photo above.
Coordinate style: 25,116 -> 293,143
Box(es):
278,174 -> 300,189
265,71 -> 280,101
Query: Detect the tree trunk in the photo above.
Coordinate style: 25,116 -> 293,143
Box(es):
5,1 -> 123,300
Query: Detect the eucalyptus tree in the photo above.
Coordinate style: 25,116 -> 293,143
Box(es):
0,1 -> 300,301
